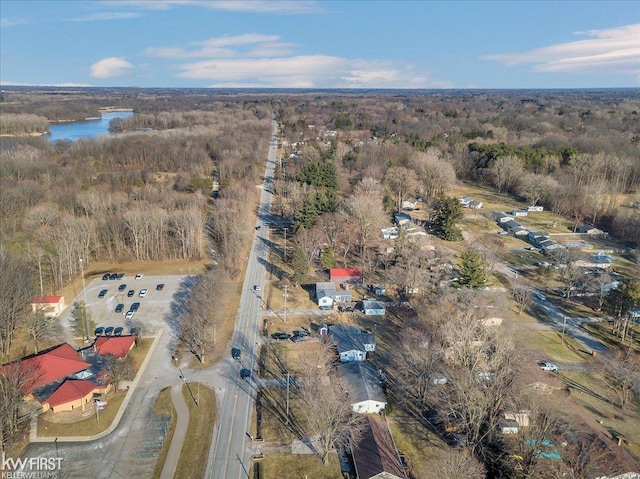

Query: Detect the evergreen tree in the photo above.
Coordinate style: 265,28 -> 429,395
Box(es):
71,301 -> 95,339
432,195 -> 463,241
321,247 -> 337,270
291,247 -> 310,286
459,251 -> 486,288
294,194 -> 319,231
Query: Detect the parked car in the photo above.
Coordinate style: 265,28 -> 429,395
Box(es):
135,273 -> 143,280
156,283 -> 165,291
94,327 -> 105,336
127,289 -> 135,297
271,332 -> 291,340
125,311 -> 135,320
534,292 -> 547,301
540,362 -> 558,372
291,335 -> 309,343
109,273 -> 118,280
240,369 -> 251,380
292,330 -> 310,337
115,304 -> 124,313
98,289 -> 108,298
139,289 -> 148,298
231,348 -> 241,360
104,326 -> 114,336
117,273 -> 125,279
130,302 -> 140,311
118,284 -> 127,292
102,274 -> 110,281
114,327 -> 123,336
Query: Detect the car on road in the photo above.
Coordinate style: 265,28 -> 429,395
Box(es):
102,274 -> 110,281
118,284 -> 127,292
534,292 -> 547,301
135,273 -> 143,280
125,311 -> 135,320
114,327 -> 123,336
271,332 -> 291,340
240,369 -> 251,381
254,284 -> 261,291
95,327 -> 105,336
255,225 -> 261,230
130,302 -> 140,311
540,362 -> 558,372
127,289 -> 135,297
98,289 -> 108,298
104,326 -> 114,336
139,289 -> 148,298
231,348 -> 241,360
156,283 -> 165,291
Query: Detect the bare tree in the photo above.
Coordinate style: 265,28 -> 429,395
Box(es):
599,350 -> 640,410
412,150 -> 457,201
345,191 -> 387,261
385,166 -> 419,210
512,282 -> 532,314
431,447 -> 486,479
0,255 -> 35,355
102,354 -> 134,391
490,155 -> 524,194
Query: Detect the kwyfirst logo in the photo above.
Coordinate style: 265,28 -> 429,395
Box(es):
1,453 -> 62,478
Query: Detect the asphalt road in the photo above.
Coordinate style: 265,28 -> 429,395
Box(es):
205,118 -> 278,478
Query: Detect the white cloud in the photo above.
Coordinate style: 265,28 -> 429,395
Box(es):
1,17 -> 28,27
146,34 -> 295,59
104,0 -> 322,14
66,12 -> 141,22
482,24 -> 640,75
90,57 -> 133,79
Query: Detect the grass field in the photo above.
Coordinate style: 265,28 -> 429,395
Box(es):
254,454 -> 341,479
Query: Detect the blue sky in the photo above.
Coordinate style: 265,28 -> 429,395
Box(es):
1,0 -> 638,89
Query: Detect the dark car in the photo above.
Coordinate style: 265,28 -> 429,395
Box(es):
115,303 -> 124,313
291,335 -> 309,343
102,274 -> 110,281
117,273 -> 125,279
240,369 -> 251,381
271,332 -> 291,340
104,326 -> 114,336
156,283 -> 165,291
98,289 -> 108,298
292,330 -> 309,337
118,284 -> 127,292
114,327 -> 123,336
231,348 -> 241,360
109,273 -> 118,280
130,302 -> 140,311
127,289 -> 135,297
94,326 -> 105,336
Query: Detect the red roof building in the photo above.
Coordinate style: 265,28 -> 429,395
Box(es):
352,415 -> 406,479
43,379 -> 110,413
1,343 -> 91,394
92,336 -> 136,358
329,268 -> 364,286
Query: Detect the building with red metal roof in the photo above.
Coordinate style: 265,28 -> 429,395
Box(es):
92,336 -> 136,358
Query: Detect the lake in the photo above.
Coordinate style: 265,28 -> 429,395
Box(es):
47,111 -> 134,141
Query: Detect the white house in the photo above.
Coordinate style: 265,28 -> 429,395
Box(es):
361,300 -> 386,316
329,324 -> 376,362
30,296 -> 66,319
459,196 -> 473,207
315,282 -> 352,308
468,200 -> 484,209
402,197 -> 419,210
338,362 -> 387,414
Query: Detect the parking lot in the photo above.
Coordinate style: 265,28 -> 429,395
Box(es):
58,273 -> 193,336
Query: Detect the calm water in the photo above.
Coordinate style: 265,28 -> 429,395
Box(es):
47,111 -> 134,141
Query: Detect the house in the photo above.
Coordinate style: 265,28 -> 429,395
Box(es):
540,241 -> 565,253
492,211 -> 514,224
30,296 -> 66,319
527,205 -> 544,212
564,240 -> 593,250
401,197 -> 418,210
1,343 -> 91,395
330,268 -> 364,286
504,410 -> 530,427
528,231 -> 550,246
393,212 -> 412,226
503,220 -> 529,236
361,300 -> 386,316
351,415 -> 406,479
315,282 -> 353,308
578,224 -> 605,235
468,200 -> 484,209
41,379 -> 111,413
338,362 -> 387,414
328,324 -> 376,362
500,419 -> 519,435
381,227 -> 399,240
512,209 -> 528,217
92,336 -> 136,359
459,196 -> 474,207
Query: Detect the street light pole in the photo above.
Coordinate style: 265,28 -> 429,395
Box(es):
79,258 -> 88,341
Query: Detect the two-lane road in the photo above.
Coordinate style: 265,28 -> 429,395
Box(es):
205,119 -> 278,478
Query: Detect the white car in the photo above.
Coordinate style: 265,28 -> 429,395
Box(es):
135,273 -> 144,280
540,362 -> 558,372
253,285 -> 261,291
139,289 -> 148,298
125,310 -> 135,320
534,292 -> 547,301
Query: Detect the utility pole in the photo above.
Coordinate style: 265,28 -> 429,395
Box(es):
283,283 -> 288,323
283,227 -> 288,263
285,371 -> 290,425
79,258 -> 88,341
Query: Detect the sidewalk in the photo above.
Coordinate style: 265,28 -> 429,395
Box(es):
159,381 -> 190,479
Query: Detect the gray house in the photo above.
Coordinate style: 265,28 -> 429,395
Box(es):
361,300 -> 386,316
337,362 -> 387,414
329,324 -> 376,362
315,282 -> 352,308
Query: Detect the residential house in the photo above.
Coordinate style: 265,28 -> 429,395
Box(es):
30,296 -> 66,319
393,212 -> 412,226
500,419 -> 520,435
315,282 -> 353,308
351,415 -> 406,479
361,300 -> 386,316
330,268 -> 364,286
578,224 -> 605,235
92,336 -> 136,359
459,196 -> 474,207
512,209 -> 528,217
328,324 -> 376,362
528,231 -> 550,246
492,211 -> 514,224
503,220 -> 529,236
540,240 -> 565,253
564,240 -> 593,250
527,205 -> 544,212
41,379 -> 111,413
401,197 -> 419,210
381,227 -> 399,240
468,200 -> 484,209
338,362 -> 387,414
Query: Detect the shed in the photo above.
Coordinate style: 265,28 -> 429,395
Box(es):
30,296 -> 66,319
500,419 -> 519,435
361,300 -> 386,316
92,336 -> 136,358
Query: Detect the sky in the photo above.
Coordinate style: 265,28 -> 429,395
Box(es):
1,0 -> 639,89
